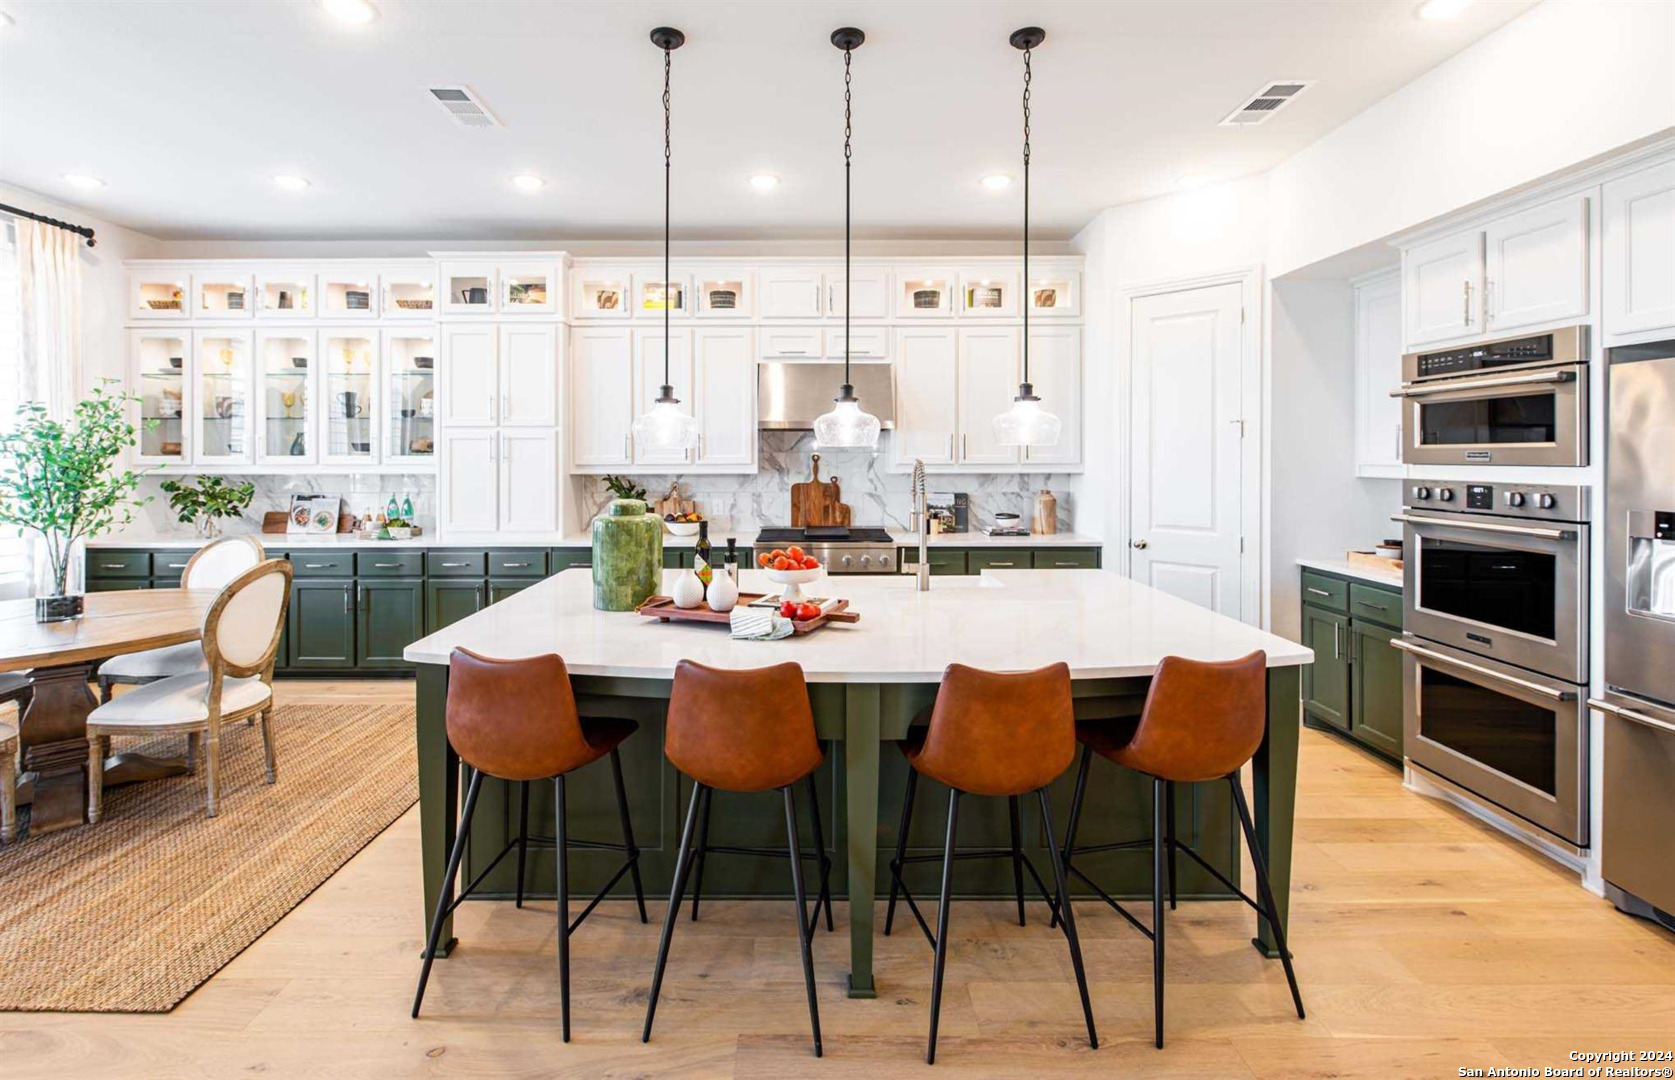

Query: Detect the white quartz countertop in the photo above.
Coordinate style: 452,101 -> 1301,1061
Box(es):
1296,558 -> 1404,589
404,567 -> 1311,681
92,529 -> 1104,551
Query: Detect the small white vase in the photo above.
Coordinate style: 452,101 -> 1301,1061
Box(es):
670,568 -> 706,609
705,570 -> 739,613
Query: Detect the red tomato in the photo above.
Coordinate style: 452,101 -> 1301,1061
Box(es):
797,602 -> 821,621
802,556 -> 820,569
769,548 -> 786,560
779,601 -> 799,619
757,552 -> 773,568
787,545 -> 805,562
772,556 -> 792,571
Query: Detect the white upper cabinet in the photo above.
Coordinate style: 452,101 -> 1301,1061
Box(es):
1022,325 -> 1081,468
193,329 -> 254,463
254,270 -> 314,318
692,327 -> 756,470
956,327 -> 1021,466
1026,264 -> 1081,318
319,270 -> 380,319
130,329 -> 191,464
1604,158 -> 1675,337
895,270 -> 957,318
1353,271 -> 1403,478
826,267 -> 889,319
759,267 -> 825,319
195,271 -> 254,320
438,430 -> 498,534
438,325 -> 497,426
130,266 -> 191,320
632,327 -> 695,467
694,269 -> 754,318
440,261 -> 497,316
958,271 -> 1020,318
760,326 -> 823,359
1484,194 -> 1589,334
890,328 -> 958,468
382,327 -> 437,463
572,265 -> 632,318
498,324 -> 558,426
635,273 -> 693,320
568,326 -> 634,470
498,263 -> 559,315
498,429 -> 559,533
255,329 -> 316,465
381,265 -> 438,318
1404,229 -> 1485,346
826,326 -> 888,360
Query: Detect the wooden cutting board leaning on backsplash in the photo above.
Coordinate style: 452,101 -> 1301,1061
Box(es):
790,453 -> 852,527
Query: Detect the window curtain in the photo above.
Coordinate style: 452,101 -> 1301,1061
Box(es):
15,218 -> 81,416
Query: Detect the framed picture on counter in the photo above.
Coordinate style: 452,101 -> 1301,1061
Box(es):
288,494 -> 342,534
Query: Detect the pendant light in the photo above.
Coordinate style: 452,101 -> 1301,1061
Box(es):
632,27 -> 700,453
992,27 -> 1062,448
813,27 -> 882,450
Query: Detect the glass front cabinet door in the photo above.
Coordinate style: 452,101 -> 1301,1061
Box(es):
383,328 -> 437,462
1027,267 -> 1080,318
197,272 -> 254,319
382,265 -> 438,318
130,329 -> 190,464
895,270 -> 955,317
695,270 -> 752,318
256,329 -> 316,464
499,263 -> 558,315
959,271 -> 1019,317
194,330 -> 254,464
320,271 -> 380,319
573,266 -> 631,318
441,262 -> 496,315
322,333 -> 378,466
130,268 -> 189,320
255,270 -> 314,318
636,274 -> 691,318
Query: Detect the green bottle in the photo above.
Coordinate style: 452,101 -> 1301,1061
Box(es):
694,520 -> 713,587
387,495 -> 400,519
401,495 -> 414,519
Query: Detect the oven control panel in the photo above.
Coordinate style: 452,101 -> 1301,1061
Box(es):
1408,480 -> 1590,522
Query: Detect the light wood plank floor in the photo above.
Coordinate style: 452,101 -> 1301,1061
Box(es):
2,678 -> 1672,1079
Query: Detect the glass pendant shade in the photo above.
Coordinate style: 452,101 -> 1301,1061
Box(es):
632,392 -> 699,451
993,389 -> 1061,447
813,394 -> 881,449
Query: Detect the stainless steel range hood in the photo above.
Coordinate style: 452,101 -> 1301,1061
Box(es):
758,361 -> 895,430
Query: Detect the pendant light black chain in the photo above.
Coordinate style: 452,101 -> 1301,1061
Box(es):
1021,45 -> 1032,388
842,46 -> 853,389
661,46 -> 673,394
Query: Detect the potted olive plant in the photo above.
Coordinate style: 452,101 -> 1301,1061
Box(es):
159,475 -> 256,539
0,383 -> 149,622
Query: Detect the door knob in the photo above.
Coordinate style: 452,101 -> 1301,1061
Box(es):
1131,539 -> 1149,549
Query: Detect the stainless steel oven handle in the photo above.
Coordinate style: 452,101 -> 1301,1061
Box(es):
1588,698 -> 1675,736
1390,637 -> 1572,701
1391,513 -> 1573,541
1389,369 -> 1573,398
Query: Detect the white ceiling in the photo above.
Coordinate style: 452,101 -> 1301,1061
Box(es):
0,0 -> 1537,241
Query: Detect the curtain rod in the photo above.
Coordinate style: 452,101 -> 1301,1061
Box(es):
0,202 -> 96,248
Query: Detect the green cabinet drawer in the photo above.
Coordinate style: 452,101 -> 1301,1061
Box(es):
549,548 -> 592,573
1301,571 -> 1349,614
426,579 -> 486,632
357,551 -> 425,577
428,551 -> 487,577
88,552 -> 150,578
1348,583 -> 1401,628
1033,548 -> 1100,570
488,550 -> 547,577
901,548 -> 967,575
288,580 -> 356,668
291,552 -> 355,578
151,553 -> 194,577
1350,619 -> 1404,759
356,579 -> 424,668
969,551 -> 1030,573
1301,606 -> 1350,731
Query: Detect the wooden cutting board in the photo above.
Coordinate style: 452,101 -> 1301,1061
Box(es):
790,454 -> 851,527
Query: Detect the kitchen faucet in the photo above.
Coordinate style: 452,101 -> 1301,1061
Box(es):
911,459 -> 930,592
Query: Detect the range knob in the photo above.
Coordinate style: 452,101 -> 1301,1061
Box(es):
1437,487 -> 1455,502
1412,485 -> 1433,500
878,553 -> 892,570
840,554 -> 854,569
1505,491 -> 1527,508
1537,492 -> 1558,510
860,554 -> 874,570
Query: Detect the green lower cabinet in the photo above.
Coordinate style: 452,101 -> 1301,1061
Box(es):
1349,618 -> 1404,759
288,579 -> 356,669
1301,605 -> 1350,731
549,548 -> 592,573
968,550 -> 1030,573
426,579 -> 486,633
488,579 -> 532,604
357,579 -> 424,669
664,548 -> 692,570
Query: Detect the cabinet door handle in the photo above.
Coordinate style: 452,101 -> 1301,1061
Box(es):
1462,279 -> 1472,324
357,582 -> 365,608
1355,598 -> 1391,613
343,584 -> 351,614
961,434 -> 967,459
1052,561 -> 1079,567
623,434 -> 630,460
1305,586 -> 1332,597
1333,622 -> 1341,660
500,561 -> 530,568
780,348 -> 808,356
1485,278 -> 1494,319
945,434 -> 954,459
501,392 -> 509,421
165,562 -> 188,570
303,562 -> 332,569
987,561 -> 1016,567
487,391 -> 495,422
476,584 -> 486,604
101,562 -> 128,569
439,561 -> 472,568
373,561 -> 401,568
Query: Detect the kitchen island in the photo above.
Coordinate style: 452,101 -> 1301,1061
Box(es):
403,567 -> 1311,998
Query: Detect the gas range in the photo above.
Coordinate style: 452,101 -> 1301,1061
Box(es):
755,526 -> 897,574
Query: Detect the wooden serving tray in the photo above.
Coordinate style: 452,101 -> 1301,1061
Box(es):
636,593 -> 859,634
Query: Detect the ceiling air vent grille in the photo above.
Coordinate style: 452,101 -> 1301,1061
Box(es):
1220,80 -> 1315,126
428,86 -> 502,129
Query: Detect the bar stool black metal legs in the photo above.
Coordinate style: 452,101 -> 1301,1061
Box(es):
688,770 -> 834,933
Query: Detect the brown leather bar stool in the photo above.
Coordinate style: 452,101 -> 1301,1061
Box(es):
413,648 -> 648,1041
1058,650 -> 1304,1049
884,662 -> 1097,1065
642,660 -> 828,1058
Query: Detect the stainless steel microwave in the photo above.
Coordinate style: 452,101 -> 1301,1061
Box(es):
1394,325 -> 1589,467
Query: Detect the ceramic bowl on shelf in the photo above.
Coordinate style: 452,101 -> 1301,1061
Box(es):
665,520 -> 702,537
764,565 -> 824,604
413,356 -> 434,370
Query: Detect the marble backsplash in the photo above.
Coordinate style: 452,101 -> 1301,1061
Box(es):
120,473 -> 436,537
569,431 -> 1077,536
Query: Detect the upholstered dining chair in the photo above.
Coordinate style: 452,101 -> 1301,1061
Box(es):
96,535 -> 266,703
85,558 -> 293,822
0,673 -> 30,842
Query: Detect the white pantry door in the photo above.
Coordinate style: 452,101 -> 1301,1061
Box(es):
1128,281 -> 1245,617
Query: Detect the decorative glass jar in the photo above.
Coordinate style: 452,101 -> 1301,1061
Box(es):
33,534 -> 86,622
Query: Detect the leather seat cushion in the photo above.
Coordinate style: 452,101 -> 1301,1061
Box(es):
576,716 -> 637,768
89,672 -> 271,728
98,642 -> 207,680
1075,717 -> 1142,759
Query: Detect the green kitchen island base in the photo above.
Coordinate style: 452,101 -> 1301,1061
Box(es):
413,663 -> 1302,998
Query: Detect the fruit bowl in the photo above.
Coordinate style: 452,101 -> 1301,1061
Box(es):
665,520 -> 702,537
764,565 -> 825,603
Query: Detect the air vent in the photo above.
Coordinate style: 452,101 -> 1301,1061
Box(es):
427,85 -> 502,129
1219,80 -> 1315,126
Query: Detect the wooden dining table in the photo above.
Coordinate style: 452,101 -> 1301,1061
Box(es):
0,589 -> 218,834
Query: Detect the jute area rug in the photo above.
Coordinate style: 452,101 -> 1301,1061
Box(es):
0,701 -> 416,1013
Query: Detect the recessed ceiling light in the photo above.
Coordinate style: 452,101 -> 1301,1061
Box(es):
511,174 -> 546,192
1416,0 -> 1472,20
272,175 -> 311,191
62,174 -> 105,190
749,174 -> 780,191
981,174 -> 1012,191
320,0 -> 377,26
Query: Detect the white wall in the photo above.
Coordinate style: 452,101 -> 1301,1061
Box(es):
1267,0 -> 1675,277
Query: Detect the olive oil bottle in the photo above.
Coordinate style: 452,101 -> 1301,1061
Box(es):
694,520 -> 713,586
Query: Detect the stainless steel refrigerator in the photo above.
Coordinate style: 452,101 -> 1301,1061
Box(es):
1594,339 -> 1675,930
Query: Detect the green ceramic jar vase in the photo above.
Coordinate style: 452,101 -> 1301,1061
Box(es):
592,498 -> 663,611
